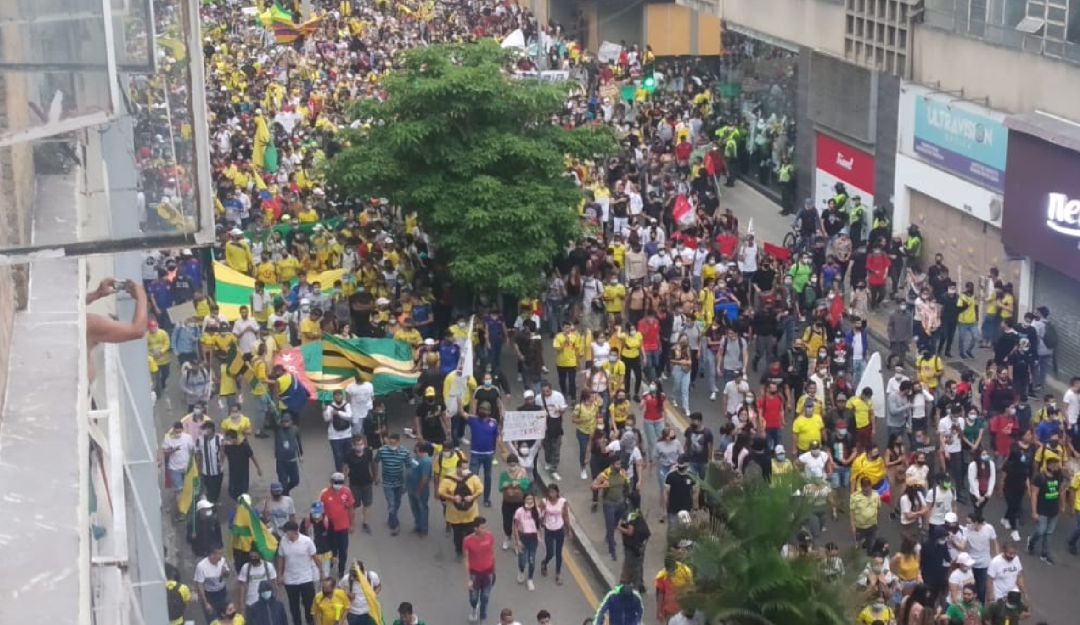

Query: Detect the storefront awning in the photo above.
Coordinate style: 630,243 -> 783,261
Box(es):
1006,111 -> 1080,154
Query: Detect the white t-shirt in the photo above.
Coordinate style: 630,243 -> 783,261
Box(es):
233,318 -> 261,354
238,561 -> 277,605
938,416 -> 962,454
886,374 -> 909,397
964,523 -> 998,568
798,451 -> 829,481
340,571 -> 381,615
324,402 -> 354,440
927,486 -> 955,525
899,492 -> 926,526
346,381 -> 374,422
946,568 -> 975,604
986,553 -> 1023,601
911,390 -> 932,423
1064,388 -> 1080,426
194,557 -> 229,593
540,390 -> 568,419
592,342 -> 612,363
278,534 -> 317,585
162,433 -> 195,472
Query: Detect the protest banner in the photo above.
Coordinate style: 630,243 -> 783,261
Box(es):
501,410 -> 546,442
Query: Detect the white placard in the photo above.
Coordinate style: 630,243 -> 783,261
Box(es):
502,410 -> 547,442
597,41 -> 623,64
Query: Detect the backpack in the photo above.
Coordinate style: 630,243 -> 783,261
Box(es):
1043,320 -> 1059,349
166,581 -> 186,621
452,475 -> 474,511
329,404 -> 352,431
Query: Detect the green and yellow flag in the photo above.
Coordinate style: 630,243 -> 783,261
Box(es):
321,334 -> 419,397
231,496 -> 278,560
353,563 -> 384,625
212,262 -> 343,321
177,455 -> 201,516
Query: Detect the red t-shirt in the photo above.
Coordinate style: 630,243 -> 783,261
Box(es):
865,254 -> 891,287
643,393 -> 666,423
674,141 -> 693,163
319,487 -> 355,532
463,531 -> 496,573
638,318 -> 661,352
757,395 -> 784,429
714,233 -> 738,259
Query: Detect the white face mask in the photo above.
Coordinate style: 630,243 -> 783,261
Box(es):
332,483 -> 343,491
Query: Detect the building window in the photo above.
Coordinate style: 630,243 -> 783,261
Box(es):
844,0 -> 911,76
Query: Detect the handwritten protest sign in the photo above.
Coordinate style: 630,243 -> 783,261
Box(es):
501,410 -> 546,442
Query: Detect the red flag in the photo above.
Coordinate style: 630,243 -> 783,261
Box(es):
273,346 -> 318,399
672,194 -> 696,229
763,242 -> 791,264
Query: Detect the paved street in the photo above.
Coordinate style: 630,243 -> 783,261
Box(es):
541,179 -> 1077,625
156,386 -> 603,625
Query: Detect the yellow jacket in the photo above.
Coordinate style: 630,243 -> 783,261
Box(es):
147,329 -> 172,365
438,473 -> 483,525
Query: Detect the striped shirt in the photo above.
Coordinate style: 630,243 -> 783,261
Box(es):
197,433 -> 224,476
375,446 -> 411,487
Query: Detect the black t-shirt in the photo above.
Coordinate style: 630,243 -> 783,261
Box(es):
415,401 -> 446,443
665,469 -> 695,513
472,387 -> 502,420
345,447 -> 374,486
684,427 -> 713,464
1032,472 -> 1063,517
224,441 -> 253,485
1003,442 -> 1033,487
752,268 -> 776,293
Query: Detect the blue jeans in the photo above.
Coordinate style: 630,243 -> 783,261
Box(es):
602,501 -> 626,557
958,323 -> 978,356
765,427 -> 782,452
852,360 -> 866,385
575,430 -> 589,469
276,458 -> 300,495
329,438 -> 351,472
1066,514 -> 1080,548
644,351 -> 662,381
981,314 -> 1000,345
469,453 -> 494,504
701,349 -> 719,394
468,571 -> 495,620
671,367 -> 691,413
544,300 -> 564,335
408,490 -> 429,534
643,420 -> 664,460
383,484 -> 404,530
542,527 -> 565,575
518,533 -> 539,578
1037,354 -> 1052,389
1029,514 -> 1059,556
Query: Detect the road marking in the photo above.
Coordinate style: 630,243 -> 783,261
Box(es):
564,544 -> 600,609
664,400 -> 689,430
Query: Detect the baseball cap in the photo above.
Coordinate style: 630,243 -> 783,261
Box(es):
944,512 -> 959,524
955,552 -> 974,567
523,390 -> 535,399
230,227 -> 243,236
330,472 -> 345,483
270,482 -> 284,494
424,386 -> 436,397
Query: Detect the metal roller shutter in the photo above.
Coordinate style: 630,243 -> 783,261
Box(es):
1033,263 -> 1080,379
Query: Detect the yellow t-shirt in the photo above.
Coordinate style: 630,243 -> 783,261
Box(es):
603,360 -> 626,393
573,402 -> 599,434
394,328 -> 422,348
255,261 -> 278,285
846,396 -> 872,429
791,414 -> 825,451
221,415 -> 252,443
621,333 -> 642,359
603,283 -> 626,314
224,241 -> 253,274
917,355 -> 943,390
985,293 -> 999,316
1070,473 -> 1080,512
194,299 -> 211,320
311,589 -> 349,625
1000,293 -> 1015,320
210,615 -> 246,625
610,399 -> 631,427
795,395 -> 823,419
298,208 -> 319,224
300,318 -> 321,344
957,294 -> 977,324
249,359 -> 269,396
276,256 -> 301,282
147,329 -> 172,365
611,243 -> 626,268
553,332 -> 581,368
857,605 -> 893,625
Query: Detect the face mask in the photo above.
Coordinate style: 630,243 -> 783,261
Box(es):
332,483 -> 343,491
483,380 -> 492,387
194,406 -> 204,415
980,453 -> 990,462
260,591 -> 273,600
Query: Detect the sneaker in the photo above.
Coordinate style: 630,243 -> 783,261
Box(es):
1001,517 -> 1011,530
1011,530 -> 1021,542
580,468 -> 588,480
402,428 -> 417,439
517,571 -> 525,583
709,391 -> 717,401
503,540 -> 511,551
362,523 -> 372,534
541,563 -> 548,577
1026,537 -> 1035,555
461,438 -> 470,447
469,606 -> 479,622
1041,554 -> 1055,565
527,579 -> 535,591
551,471 -> 562,482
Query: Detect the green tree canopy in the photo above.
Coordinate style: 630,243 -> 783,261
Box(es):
672,469 -> 862,625
325,41 -> 617,296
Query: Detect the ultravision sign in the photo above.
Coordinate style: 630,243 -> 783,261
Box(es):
913,97 -> 1007,193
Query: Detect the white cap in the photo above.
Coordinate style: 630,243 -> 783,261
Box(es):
955,552 -> 974,567
230,227 -> 243,236
944,512 -> 959,524
774,444 -> 786,454
313,187 -> 325,196
375,297 -> 390,306
195,499 -> 213,511
423,338 -> 435,346
523,390 -> 535,399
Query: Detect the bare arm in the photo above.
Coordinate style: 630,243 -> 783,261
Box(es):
87,281 -> 149,346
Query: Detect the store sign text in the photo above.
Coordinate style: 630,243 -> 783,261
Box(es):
1046,192 -> 1080,237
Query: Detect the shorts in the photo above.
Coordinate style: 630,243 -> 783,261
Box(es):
351,484 -> 374,508
167,468 -> 185,492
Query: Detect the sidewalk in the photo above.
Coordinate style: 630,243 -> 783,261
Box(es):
537,178 -> 1070,613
